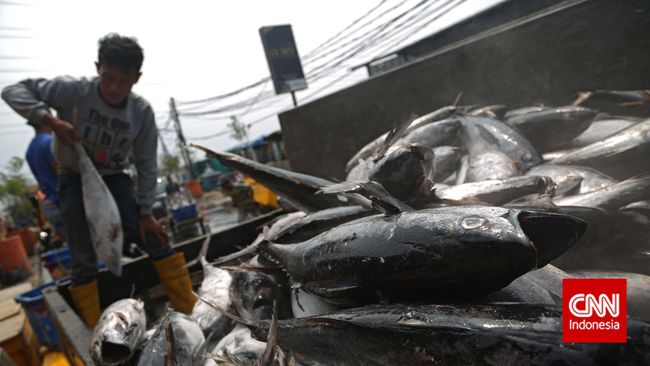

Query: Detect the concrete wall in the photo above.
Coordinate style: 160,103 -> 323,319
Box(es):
279,0 -> 650,180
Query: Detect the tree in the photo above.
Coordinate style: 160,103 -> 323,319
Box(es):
160,154 -> 180,176
228,116 -> 248,142
0,157 -> 35,227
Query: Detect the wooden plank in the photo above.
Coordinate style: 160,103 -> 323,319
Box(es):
42,287 -> 92,366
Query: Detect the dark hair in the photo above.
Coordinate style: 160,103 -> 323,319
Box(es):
97,33 -> 144,72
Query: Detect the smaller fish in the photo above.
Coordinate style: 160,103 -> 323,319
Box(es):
506,106 -> 597,152
575,89 -> 650,107
91,298 -> 146,366
437,176 -> 555,206
504,105 -> 548,119
572,119 -> 637,147
466,151 -> 519,182
191,258 -> 233,333
137,311 -> 205,366
554,175 -> 650,210
527,164 -> 616,195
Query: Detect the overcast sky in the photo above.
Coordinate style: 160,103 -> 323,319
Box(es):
0,0 -> 502,179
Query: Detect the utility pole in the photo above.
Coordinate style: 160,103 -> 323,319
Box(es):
169,97 -> 195,178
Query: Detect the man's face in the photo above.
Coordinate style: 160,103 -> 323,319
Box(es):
95,62 -> 141,107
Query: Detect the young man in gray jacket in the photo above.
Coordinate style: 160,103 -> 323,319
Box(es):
2,33 -> 195,327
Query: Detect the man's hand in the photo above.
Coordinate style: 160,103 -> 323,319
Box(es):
139,214 -> 169,247
43,114 -> 79,146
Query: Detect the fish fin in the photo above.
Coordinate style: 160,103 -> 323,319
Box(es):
293,287 -> 305,313
571,91 -> 593,106
220,265 -> 284,275
211,239 -> 261,266
453,91 -> 463,106
374,114 -> 418,159
258,301 -> 278,366
318,181 -> 411,215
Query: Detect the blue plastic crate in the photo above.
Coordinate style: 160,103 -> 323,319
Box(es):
15,282 -> 59,349
172,204 -> 198,222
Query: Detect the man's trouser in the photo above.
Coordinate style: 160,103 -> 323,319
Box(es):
59,173 -> 195,326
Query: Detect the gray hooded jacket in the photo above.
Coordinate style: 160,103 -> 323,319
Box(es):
2,76 -> 158,214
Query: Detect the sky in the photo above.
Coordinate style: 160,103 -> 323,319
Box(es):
0,0 -> 503,179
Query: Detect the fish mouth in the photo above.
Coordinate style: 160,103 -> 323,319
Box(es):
516,210 -> 587,267
100,342 -> 131,364
253,297 -> 272,310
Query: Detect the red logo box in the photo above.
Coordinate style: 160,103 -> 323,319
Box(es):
563,278 -> 626,343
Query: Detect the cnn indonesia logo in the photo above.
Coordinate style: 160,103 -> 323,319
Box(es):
563,278 -> 626,343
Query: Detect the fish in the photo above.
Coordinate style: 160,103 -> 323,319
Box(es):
466,151 -> 519,182
468,104 -> 508,119
204,324 -> 267,366
503,105 -> 548,119
290,288 -> 341,318
554,175 -> 650,210
230,303 -> 650,366
393,118 -> 462,149
569,270 -> 650,322
427,146 -> 462,182
344,105 -> 466,173
572,119 -> 638,147
460,116 -> 541,171
506,106 -> 597,152
527,164 -> 617,195
549,119 -> 650,179
90,298 -> 146,366
191,257 -> 233,333
258,206 -> 585,301
577,89 -> 650,107
229,267 -> 280,321
212,207 -> 370,266
547,207 -> 650,276
190,144 -> 345,213
137,311 -> 205,366
75,142 -> 123,276
483,272 -> 558,305
436,176 -> 555,206
365,144 -> 432,203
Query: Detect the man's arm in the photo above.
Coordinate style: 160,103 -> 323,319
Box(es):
1,76 -> 82,124
2,77 -> 83,145
133,106 -> 159,215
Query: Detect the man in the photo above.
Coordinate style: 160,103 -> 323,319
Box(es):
220,173 -> 261,221
25,121 -> 65,242
1,33 -> 195,327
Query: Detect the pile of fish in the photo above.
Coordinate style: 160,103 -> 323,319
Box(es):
89,89 -> 650,365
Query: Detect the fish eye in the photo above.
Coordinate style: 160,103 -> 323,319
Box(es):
522,152 -> 532,161
460,216 -> 487,229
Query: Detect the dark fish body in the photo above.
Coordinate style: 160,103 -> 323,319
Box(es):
230,268 -> 280,321
572,119 -> 637,147
207,324 -> 266,366
260,206 -> 585,300
506,106 -> 597,152
550,119 -> 650,180
367,144 -> 431,203
345,105 -> 465,173
191,147 -> 344,212
250,303 -> 650,366
395,118 -> 461,149
484,273 -> 558,304
569,270 -> 650,322
527,164 -> 616,195
137,312 -> 204,366
91,299 -> 146,366
554,175 -> 650,209
437,176 -> 554,206
274,206 -> 371,244
461,116 -> 541,170
547,207 -> 650,276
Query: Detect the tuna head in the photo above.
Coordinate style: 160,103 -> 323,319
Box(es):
230,269 -> 279,320
368,143 -> 433,202
90,299 -> 146,366
516,210 -> 587,267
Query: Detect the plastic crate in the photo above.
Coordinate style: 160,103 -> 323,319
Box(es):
14,282 -> 59,349
40,247 -> 71,279
171,204 -> 198,222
